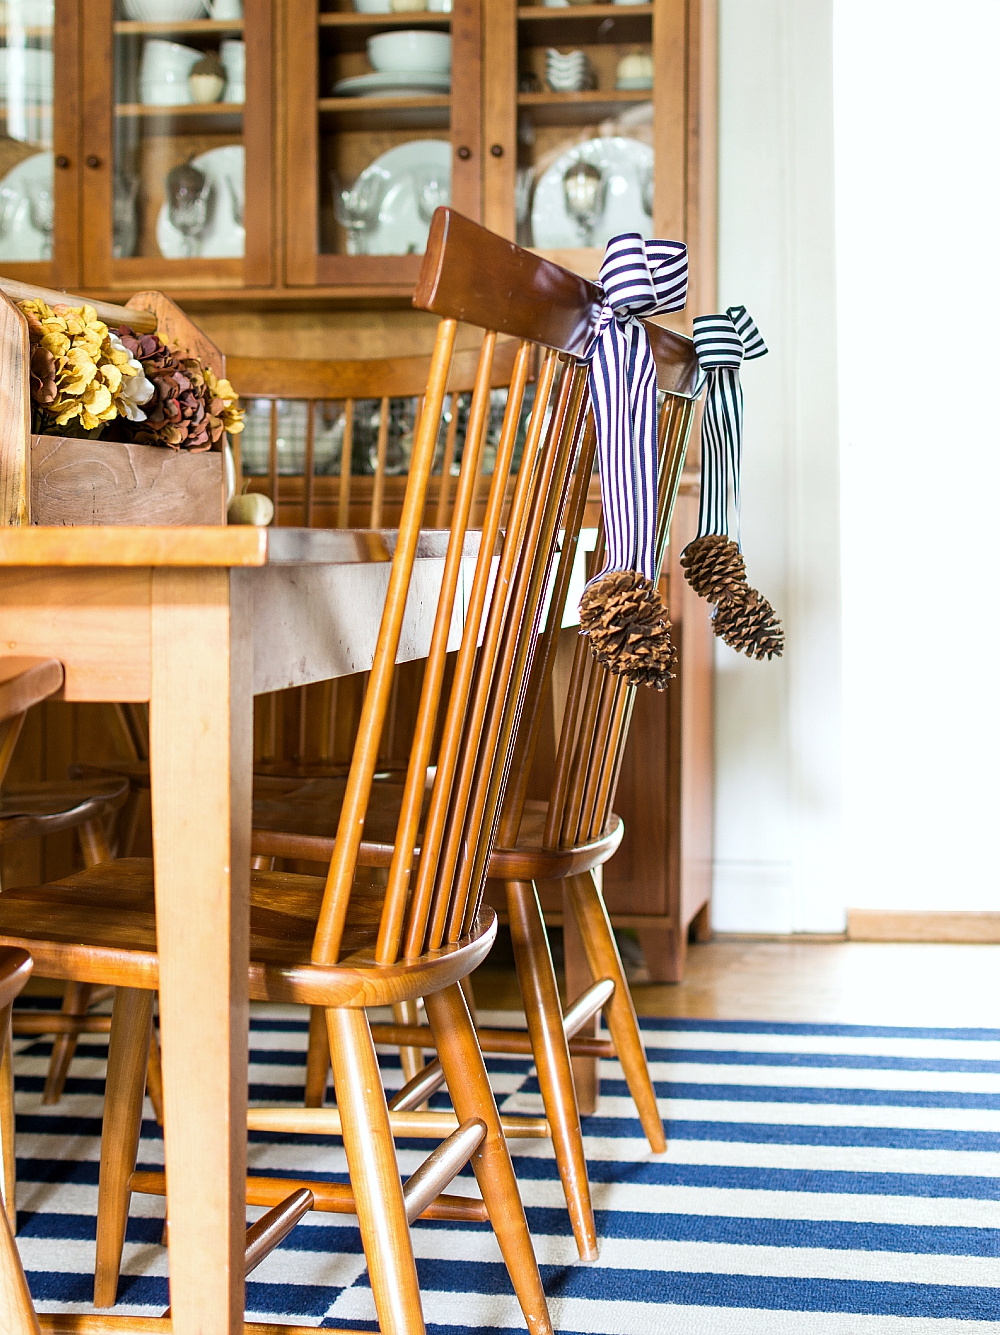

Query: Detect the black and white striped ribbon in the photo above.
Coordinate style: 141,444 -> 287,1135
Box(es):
692,306 -> 767,542
585,233 -> 688,582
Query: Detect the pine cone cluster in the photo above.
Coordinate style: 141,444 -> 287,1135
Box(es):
680,533 -> 784,660
111,328 -> 216,451
679,534 -> 746,603
580,569 -> 677,691
713,587 -> 784,660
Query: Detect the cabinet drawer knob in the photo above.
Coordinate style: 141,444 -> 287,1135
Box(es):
85,155 -> 101,169
456,145 -> 471,160
55,155 -> 70,169
490,143 -> 504,158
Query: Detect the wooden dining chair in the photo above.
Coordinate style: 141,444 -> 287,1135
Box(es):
0,944 -> 39,1335
247,321 -> 700,1262
0,209 -> 602,1335
0,658 -> 128,1246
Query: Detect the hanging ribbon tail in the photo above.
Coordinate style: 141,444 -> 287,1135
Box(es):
678,306 -> 784,660
579,233 -> 688,690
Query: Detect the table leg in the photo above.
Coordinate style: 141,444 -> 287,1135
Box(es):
151,568 -> 252,1335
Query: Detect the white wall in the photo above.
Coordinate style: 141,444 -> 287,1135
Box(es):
712,0 -> 843,932
835,0 -> 1000,912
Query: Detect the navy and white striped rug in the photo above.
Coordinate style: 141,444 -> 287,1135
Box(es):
9,1003 -> 1000,1332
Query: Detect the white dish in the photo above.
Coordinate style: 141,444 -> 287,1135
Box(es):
0,152 -> 52,262
348,138 -> 449,255
367,29 -> 450,73
616,77 -> 653,90
353,0 -> 392,10
0,0 -> 55,23
156,143 -> 244,259
140,38 -> 203,72
333,70 -> 450,97
124,0 -> 206,17
531,136 -> 653,249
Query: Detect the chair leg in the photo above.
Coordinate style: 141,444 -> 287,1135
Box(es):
392,1000 -> 425,1085
326,1007 -> 424,1335
0,1188 -> 39,1335
566,871 -> 665,1153
40,816 -> 115,1106
506,878 -> 598,1262
94,988 -> 155,1309
1,1008 -> 16,1234
425,983 -> 553,1335
146,1028 -> 164,1127
304,1006 -> 330,1108
41,982 -> 94,1106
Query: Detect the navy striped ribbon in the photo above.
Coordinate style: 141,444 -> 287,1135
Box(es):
585,233 -> 688,582
692,306 -> 767,542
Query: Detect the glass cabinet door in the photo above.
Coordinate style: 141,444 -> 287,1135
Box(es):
80,0 -> 273,291
284,0 -> 481,292
484,0 -> 675,283
0,0 -> 78,283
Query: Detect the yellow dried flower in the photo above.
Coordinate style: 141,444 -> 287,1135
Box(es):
204,366 -> 245,435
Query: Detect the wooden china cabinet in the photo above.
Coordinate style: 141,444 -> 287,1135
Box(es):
0,0 -> 716,980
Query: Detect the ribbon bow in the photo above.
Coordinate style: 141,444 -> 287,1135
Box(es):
692,306 -> 767,544
585,233 -> 688,582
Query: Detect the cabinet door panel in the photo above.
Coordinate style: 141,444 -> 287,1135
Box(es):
79,0 -> 273,292
285,0 -> 482,294
0,0 -> 81,289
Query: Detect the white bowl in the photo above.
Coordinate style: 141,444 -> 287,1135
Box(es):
124,0 -> 206,18
141,78 -> 193,106
353,0 -> 392,10
367,29 -> 451,74
140,39 -> 203,77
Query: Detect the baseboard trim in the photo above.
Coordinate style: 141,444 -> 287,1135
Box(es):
848,909 -> 1000,944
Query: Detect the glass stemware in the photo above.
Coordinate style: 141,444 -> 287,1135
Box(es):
413,167 -> 449,226
26,179 -> 54,258
332,169 -> 389,256
227,176 -> 245,228
639,163 -> 654,218
112,174 -> 139,259
165,158 -> 212,259
562,159 -> 607,247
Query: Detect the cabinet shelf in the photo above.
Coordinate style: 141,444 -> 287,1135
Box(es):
115,102 -> 244,118
318,94 -> 449,130
517,88 -> 650,124
518,3 -> 652,15
319,11 -> 451,26
113,19 -> 244,36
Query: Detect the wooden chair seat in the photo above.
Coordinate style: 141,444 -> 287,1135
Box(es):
0,858 -> 496,1009
0,777 -> 128,839
69,761 -> 150,793
252,779 -> 624,880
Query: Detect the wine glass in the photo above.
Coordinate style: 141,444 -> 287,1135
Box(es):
227,176 -> 245,228
562,159 -> 607,247
26,180 -> 54,259
639,163 -> 654,218
332,169 -> 389,256
413,166 -> 449,225
165,158 -> 211,258
112,174 -> 139,260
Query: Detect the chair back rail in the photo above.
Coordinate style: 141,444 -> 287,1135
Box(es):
0,658 -> 64,787
230,338 -> 526,533
305,209 -> 600,970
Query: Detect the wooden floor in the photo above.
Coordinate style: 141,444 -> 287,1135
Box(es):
473,935 -> 1000,1029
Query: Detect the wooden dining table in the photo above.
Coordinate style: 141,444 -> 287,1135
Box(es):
0,524 -> 489,1335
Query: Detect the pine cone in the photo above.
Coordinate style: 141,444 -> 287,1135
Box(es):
580,569 -> 677,691
713,586 -> 784,660
679,534 -> 747,603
